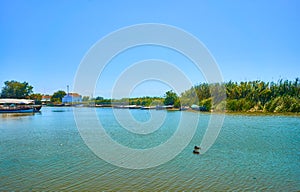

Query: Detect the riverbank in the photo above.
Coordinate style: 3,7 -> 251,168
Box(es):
43,104 -> 300,116
223,111 -> 300,117
184,108 -> 300,116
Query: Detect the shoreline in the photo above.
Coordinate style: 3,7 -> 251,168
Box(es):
183,109 -> 300,117
43,105 -> 300,116
211,111 -> 300,117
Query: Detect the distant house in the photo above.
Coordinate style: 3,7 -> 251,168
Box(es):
41,95 -> 51,104
62,93 -> 82,103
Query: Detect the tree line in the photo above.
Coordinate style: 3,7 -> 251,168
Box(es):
1,79 -> 299,113
0,80 -> 66,104
180,78 -> 300,112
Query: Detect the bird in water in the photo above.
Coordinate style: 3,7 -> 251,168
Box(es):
193,146 -> 201,154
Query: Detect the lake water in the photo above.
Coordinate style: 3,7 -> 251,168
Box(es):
0,107 -> 299,191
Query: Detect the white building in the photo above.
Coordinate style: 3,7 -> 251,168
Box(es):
62,93 -> 82,103
41,95 -> 51,102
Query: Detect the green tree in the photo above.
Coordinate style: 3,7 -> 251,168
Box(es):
164,90 -> 179,106
152,99 -> 163,106
95,96 -> 104,101
136,99 -> 141,105
51,90 -> 66,103
200,98 -> 212,111
0,80 -> 33,98
180,88 -> 199,106
29,93 -> 42,104
264,96 -> 300,112
82,96 -> 90,101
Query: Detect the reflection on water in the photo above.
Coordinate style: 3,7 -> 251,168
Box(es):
0,112 -> 36,119
52,109 -> 67,112
51,107 -> 73,113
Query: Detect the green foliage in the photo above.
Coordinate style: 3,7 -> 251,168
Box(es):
129,97 -> 163,106
0,80 -> 33,98
174,98 -> 181,108
215,100 -> 226,111
226,99 -> 240,111
92,96 -> 164,106
82,96 -> 90,101
95,96 -> 104,101
151,99 -> 164,106
29,93 -> 42,100
51,90 -> 66,103
226,99 -> 255,112
194,83 -> 210,100
29,93 -> 42,104
164,90 -> 179,106
92,96 -> 111,105
200,98 -> 212,111
182,78 -> 300,112
136,99 -> 141,105
264,96 -> 300,112
180,88 -> 199,106
3,78 -> 298,113
94,98 -> 111,105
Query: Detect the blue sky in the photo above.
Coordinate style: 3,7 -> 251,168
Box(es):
1,0 -> 299,98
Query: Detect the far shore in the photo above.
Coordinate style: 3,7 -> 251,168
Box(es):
218,111 -> 300,117
44,105 -> 300,116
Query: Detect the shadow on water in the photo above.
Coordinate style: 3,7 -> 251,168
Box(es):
52,109 -> 67,112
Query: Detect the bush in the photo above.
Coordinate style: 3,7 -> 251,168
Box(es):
264,96 -> 300,112
200,98 -> 212,111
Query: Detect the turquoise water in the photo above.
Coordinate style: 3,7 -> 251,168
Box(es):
0,107 -> 299,191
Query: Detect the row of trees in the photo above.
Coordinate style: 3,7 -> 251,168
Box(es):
180,78 -> 300,112
0,81 -> 33,98
83,95 -> 173,107
1,79 -> 299,112
0,80 -> 67,104
93,92 -> 180,107
0,81 -> 169,106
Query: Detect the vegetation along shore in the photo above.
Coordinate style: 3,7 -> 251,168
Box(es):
1,78 -> 299,113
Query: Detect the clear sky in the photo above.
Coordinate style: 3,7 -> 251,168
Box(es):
1,0 -> 299,98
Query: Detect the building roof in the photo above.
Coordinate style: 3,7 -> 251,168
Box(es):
42,95 -> 51,99
0,98 -> 34,104
66,93 -> 81,97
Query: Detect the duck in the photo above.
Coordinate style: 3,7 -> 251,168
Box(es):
194,146 -> 201,150
193,145 -> 201,154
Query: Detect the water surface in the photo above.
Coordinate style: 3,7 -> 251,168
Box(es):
0,107 -> 299,191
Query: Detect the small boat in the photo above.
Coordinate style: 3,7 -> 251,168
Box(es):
33,105 -> 42,112
128,105 -> 141,109
0,99 -> 42,113
156,105 -> 174,110
113,105 -> 141,109
180,106 -> 189,111
140,106 -> 156,110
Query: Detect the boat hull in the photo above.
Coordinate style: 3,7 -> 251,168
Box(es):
33,105 -> 42,112
0,99 -> 42,113
0,108 -> 34,113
